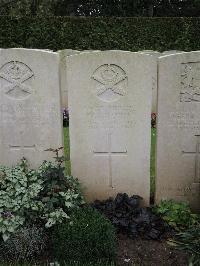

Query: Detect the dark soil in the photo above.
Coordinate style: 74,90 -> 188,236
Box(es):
117,234 -> 189,266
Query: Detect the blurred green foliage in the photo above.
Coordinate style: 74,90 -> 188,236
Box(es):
0,17 -> 200,51
52,206 -> 117,263
0,0 -> 200,17
155,200 -> 200,231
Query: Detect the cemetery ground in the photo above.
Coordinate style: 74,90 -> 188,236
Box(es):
62,127 -> 191,266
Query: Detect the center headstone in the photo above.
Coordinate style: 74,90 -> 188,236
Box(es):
0,49 -> 63,168
67,51 -> 155,204
156,52 -> 200,211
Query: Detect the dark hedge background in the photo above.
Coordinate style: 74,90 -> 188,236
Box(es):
0,17 -> 200,51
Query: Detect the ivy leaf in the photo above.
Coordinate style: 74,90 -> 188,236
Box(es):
3,233 -> 9,242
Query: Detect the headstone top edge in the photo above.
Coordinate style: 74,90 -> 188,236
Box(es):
159,51 -> 200,60
65,50 -> 159,59
0,48 -> 57,56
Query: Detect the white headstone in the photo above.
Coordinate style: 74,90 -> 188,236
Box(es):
139,50 -> 161,56
138,51 -> 184,113
67,51 -> 156,204
156,52 -> 200,211
0,49 -> 63,168
59,50 -> 101,109
139,51 -> 161,113
59,49 -> 80,109
162,50 -> 184,55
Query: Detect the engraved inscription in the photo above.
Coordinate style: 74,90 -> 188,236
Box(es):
0,104 -> 58,124
180,62 -> 200,102
169,111 -> 200,130
0,61 -> 34,99
86,105 -> 135,129
159,183 -> 200,197
93,131 -> 127,188
92,64 -> 127,102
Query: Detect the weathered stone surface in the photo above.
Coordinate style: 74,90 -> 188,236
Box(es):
138,51 -> 184,113
139,51 -> 161,113
59,50 -> 101,109
0,49 -> 63,168
59,49 -> 80,109
139,50 -> 161,56
67,51 -> 155,204
156,52 -> 200,212
162,50 -> 184,55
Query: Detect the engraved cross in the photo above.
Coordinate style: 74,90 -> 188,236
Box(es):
93,132 -> 127,188
182,135 -> 200,182
9,144 -> 36,151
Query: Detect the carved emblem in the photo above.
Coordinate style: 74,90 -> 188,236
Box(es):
180,63 -> 200,102
92,64 -> 127,102
0,61 -> 34,99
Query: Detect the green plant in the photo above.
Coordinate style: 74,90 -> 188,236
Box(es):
63,127 -> 71,175
0,17 -> 200,52
39,148 -> 84,228
61,260 -> 116,266
52,206 -> 117,263
169,226 -> 200,265
0,149 -> 84,241
0,224 -> 48,262
154,200 -> 200,230
0,159 -> 43,241
0,260 -> 116,266
150,127 -> 156,196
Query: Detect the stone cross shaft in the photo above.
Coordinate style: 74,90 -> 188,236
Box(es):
93,132 -> 127,188
182,135 -> 200,183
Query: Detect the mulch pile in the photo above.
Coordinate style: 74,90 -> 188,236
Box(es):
92,193 -> 172,240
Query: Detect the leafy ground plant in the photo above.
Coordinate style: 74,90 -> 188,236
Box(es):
0,159 -> 43,241
0,148 -> 84,241
92,193 -> 170,240
40,147 -> 84,228
169,225 -> 200,265
154,200 -> 200,230
0,224 -> 48,263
